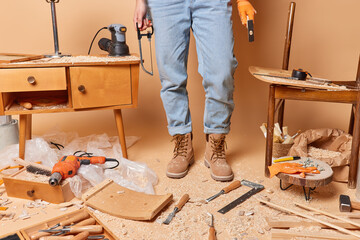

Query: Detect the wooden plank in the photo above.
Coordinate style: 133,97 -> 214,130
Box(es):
250,66 -> 356,91
295,203 -> 360,228
0,53 -> 44,63
83,180 -> 173,221
259,199 -> 360,238
266,218 -> 360,230
274,86 -> 358,103
271,229 -> 358,240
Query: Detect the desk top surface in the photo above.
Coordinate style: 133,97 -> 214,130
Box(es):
0,55 -> 140,68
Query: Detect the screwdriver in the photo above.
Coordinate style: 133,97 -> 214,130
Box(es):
205,180 -> 241,203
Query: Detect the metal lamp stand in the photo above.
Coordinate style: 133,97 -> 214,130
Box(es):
45,0 -> 70,58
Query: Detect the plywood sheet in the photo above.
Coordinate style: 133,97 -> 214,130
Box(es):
249,66 -> 357,91
83,180 -> 173,221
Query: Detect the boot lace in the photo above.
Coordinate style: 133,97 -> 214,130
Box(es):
172,135 -> 188,158
210,135 -> 227,162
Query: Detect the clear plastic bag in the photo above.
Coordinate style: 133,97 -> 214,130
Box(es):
0,129 -> 157,196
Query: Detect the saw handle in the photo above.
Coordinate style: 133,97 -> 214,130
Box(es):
60,212 -> 90,227
69,231 -> 89,240
222,180 -> 241,194
68,225 -> 103,234
175,194 -> 189,211
209,226 -> 216,240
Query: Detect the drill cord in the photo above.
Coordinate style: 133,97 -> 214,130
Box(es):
88,27 -> 108,55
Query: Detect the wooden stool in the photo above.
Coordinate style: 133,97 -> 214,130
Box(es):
261,2 -> 360,188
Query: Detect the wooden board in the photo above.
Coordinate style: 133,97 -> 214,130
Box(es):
2,169 -> 74,204
271,229 -> 358,240
0,53 -> 44,63
275,158 -> 333,188
82,179 -> 173,221
249,66 -> 357,91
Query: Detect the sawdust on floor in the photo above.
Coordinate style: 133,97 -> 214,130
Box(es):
0,132 -> 356,239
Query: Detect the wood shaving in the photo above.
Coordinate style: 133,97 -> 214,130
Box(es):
308,146 -> 342,160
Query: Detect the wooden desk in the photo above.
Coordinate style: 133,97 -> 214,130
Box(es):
0,55 -> 140,159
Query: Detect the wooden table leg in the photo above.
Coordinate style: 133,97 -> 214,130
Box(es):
348,98 -> 360,189
19,114 -> 27,159
25,114 -> 32,140
114,109 -> 128,159
265,85 -> 276,177
278,100 -> 285,129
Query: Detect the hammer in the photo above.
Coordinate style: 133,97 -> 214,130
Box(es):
339,195 -> 360,212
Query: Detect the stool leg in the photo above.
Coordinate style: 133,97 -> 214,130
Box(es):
278,100 -> 285,129
348,100 -> 360,188
114,109 -> 128,159
265,85 -> 276,177
349,104 -> 355,135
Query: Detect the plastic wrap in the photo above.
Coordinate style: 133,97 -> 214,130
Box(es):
0,129 -> 157,196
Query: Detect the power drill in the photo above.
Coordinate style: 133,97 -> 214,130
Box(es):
98,24 -> 130,56
49,155 -> 119,186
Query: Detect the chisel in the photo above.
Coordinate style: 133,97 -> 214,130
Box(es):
207,212 -> 216,240
39,225 -> 103,234
163,194 -> 189,225
30,217 -> 95,240
205,180 -> 241,203
47,212 -> 90,230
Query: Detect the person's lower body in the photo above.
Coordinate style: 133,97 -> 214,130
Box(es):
148,0 -> 238,180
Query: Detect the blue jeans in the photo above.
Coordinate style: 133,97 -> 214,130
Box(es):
148,0 -> 238,136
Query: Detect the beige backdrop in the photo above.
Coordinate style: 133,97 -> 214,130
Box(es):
0,0 -> 359,142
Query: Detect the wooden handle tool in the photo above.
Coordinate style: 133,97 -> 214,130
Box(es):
74,218 -> 96,226
206,180 -> 241,203
163,194 -> 190,224
69,231 -> 89,240
59,212 -> 90,227
207,212 -> 216,240
222,180 -> 241,193
175,194 -> 190,211
66,225 -> 103,234
39,236 -> 75,240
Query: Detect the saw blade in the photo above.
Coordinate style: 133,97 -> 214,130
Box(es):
218,187 -> 264,214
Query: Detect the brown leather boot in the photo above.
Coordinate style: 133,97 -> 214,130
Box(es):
166,133 -> 194,178
204,133 -> 234,181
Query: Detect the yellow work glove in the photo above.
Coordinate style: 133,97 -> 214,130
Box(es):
237,0 -> 256,27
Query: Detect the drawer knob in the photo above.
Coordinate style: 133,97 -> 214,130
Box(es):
27,76 -> 36,85
27,190 -> 35,197
78,85 -> 86,93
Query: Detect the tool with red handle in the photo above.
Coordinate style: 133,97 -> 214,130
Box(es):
49,152 -> 119,186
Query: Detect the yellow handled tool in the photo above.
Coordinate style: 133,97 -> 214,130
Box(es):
273,156 -> 301,163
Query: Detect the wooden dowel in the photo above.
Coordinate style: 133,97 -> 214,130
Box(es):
295,202 -> 360,229
259,199 -> 360,238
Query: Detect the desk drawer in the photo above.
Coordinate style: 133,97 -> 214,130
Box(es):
0,67 -> 67,92
70,66 -> 132,109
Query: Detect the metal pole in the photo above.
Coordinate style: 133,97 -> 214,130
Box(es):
50,0 -> 60,55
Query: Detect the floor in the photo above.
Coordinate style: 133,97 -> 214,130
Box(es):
0,119 -> 357,239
